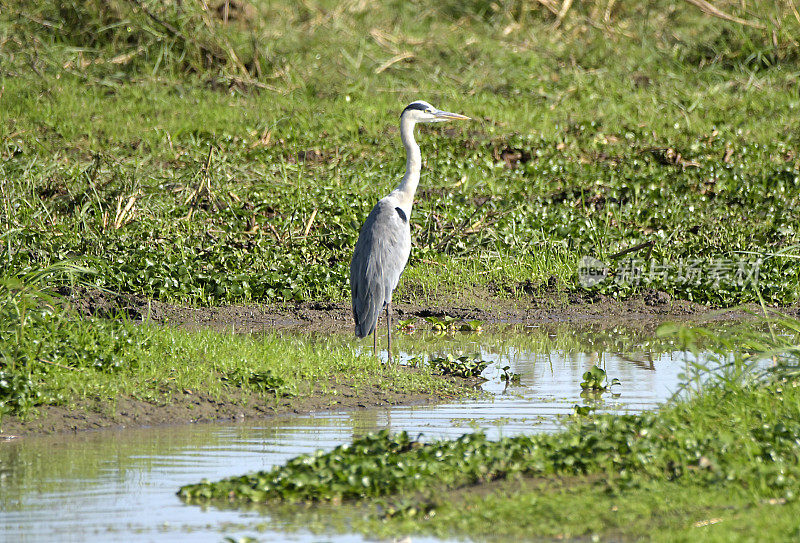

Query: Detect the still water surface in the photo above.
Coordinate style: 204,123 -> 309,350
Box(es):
1,327 -> 700,542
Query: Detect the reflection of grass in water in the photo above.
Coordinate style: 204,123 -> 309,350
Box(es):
381,320 -> 749,359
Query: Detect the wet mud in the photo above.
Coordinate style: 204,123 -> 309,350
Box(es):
72,285 -> 773,334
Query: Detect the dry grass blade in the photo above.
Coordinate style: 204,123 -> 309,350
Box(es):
123,0 -> 228,63
38,358 -> 83,371
683,0 -> 766,29
609,240 -> 655,260
109,46 -> 147,65
434,199 -> 491,252
302,208 -> 318,237
249,128 -> 272,149
604,0 -> 617,23
557,0 -> 574,22
114,194 -> 137,229
370,28 -> 399,52
789,0 -> 800,25
375,52 -> 414,74
185,145 -> 216,220
265,222 -> 283,244
227,75 -> 283,92
536,0 -> 560,16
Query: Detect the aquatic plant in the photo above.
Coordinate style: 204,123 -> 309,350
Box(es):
572,404 -> 596,416
499,365 -> 520,383
180,373 -> 800,506
424,316 -> 460,333
579,366 -> 621,392
397,319 -> 417,333
429,354 -> 488,378
459,320 -> 483,332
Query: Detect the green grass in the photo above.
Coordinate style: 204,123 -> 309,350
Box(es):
0,265 -> 460,422
5,5 -> 800,535
1,314 -> 460,422
371,478 -> 800,541
1,0 -> 799,307
35,325 -> 446,403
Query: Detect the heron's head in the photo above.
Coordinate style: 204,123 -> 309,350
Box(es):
401,100 -> 470,123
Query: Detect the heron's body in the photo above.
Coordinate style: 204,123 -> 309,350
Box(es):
350,197 -> 411,338
350,101 -> 469,360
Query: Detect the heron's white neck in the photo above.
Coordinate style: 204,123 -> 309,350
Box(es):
390,115 -> 421,210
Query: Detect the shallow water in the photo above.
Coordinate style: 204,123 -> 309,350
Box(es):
1,327 -> 702,542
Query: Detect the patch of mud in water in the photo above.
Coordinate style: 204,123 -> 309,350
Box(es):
0,327 -> 705,542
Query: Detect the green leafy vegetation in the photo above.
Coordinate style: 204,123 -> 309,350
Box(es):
423,316 -> 461,333
498,364 -> 519,383
396,318 -> 417,333
1,1 -> 799,308
4,2 -> 800,533
428,353 -> 488,378
223,368 -> 294,397
0,263 -> 129,415
0,265 -> 717,427
6,5 -> 800,539
179,357 -> 800,506
179,429 -> 538,503
458,320 -> 483,332
579,365 -> 621,392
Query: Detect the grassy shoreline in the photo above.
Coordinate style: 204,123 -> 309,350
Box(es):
0,312 -> 470,435
1,295 -> 728,436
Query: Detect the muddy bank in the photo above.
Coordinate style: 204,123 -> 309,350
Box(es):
73,285 -> 786,334
0,372 -> 479,439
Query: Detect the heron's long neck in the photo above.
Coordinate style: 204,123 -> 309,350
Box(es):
391,116 -> 421,209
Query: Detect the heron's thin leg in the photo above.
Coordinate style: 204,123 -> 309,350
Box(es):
373,325 -> 377,357
386,304 -> 391,363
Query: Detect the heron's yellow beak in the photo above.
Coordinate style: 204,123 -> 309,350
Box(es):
432,110 -> 471,121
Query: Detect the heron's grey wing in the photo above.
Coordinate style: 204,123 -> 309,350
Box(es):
350,199 -> 411,338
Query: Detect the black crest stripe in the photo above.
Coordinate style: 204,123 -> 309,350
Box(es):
401,102 -> 428,114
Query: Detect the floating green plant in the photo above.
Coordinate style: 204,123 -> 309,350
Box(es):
459,320 -> 483,332
499,365 -> 521,383
580,366 -> 621,392
572,404 -> 596,417
429,354 -> 488,378
397,319 -> 417,333
424,316 -> 460,333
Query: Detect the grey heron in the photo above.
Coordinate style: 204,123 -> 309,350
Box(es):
350,100 -> 470,363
